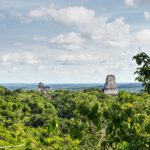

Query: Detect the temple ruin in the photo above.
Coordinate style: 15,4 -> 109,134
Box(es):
103,75 -> 118,95
37,82 -> 50,93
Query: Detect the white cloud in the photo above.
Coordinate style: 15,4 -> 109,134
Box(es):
125,0 -> 136,6
0,43 -> 141,83
1,51 -> 40,65
29,6 -> 49,18
144,11 -> 150,20
49,32 -> 85,50
1,1 -> 150,83
28,5 -> 95,25
27,5 -> 131,48
125,0 -> 150,6
135,29 -> 150,43
57,53 -> 106,65
50,32 -> 84,45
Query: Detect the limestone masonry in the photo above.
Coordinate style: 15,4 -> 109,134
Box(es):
103,75 -> 118,95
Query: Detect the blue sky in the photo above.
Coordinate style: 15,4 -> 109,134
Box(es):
0,0 -> 150,83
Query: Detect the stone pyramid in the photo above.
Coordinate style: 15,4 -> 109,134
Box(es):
103,75 -> 118,95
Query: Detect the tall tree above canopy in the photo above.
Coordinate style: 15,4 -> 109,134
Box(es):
133,52 -> 150,94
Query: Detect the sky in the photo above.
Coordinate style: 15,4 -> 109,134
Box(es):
0,0 -> 150,83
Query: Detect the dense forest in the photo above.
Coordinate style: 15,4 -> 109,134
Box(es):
0,86 -> 149,150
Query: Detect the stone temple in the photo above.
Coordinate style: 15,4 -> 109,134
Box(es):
103,75 -> 118,95
37,82 -> 50,93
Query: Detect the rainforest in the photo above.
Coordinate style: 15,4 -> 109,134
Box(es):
1,0 -> 150,149
0,86 -> 149,150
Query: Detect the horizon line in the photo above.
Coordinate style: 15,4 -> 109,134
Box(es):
0,82 -> 141,84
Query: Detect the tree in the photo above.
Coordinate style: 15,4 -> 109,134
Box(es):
133,52 -> 150,93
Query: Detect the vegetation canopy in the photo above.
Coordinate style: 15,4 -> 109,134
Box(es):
0,87 -> 149,150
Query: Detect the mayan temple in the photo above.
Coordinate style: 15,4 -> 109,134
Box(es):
103,75 -> 118,95
37,82 -> 50,93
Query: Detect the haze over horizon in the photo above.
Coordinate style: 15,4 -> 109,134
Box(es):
0,0 -> 150,83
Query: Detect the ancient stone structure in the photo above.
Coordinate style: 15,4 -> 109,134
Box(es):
103,75 -> 118,95
37,82 -> 50,93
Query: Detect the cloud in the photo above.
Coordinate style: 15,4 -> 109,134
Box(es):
49,32 -> 85,50
28,5 -> 95,25
144,11 -> 150,20
56,53 -> 107,66
135,29 -> 150,43
1,51 -> 40,65
125,0 -> 150,6
125,0 -> 137,6
27,5 -> 131,48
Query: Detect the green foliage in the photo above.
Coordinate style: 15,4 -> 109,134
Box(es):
0,88 -> 149,149
133,52 -> 150,93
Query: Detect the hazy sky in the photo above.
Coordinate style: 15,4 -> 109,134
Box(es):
0,0 -> 150,83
